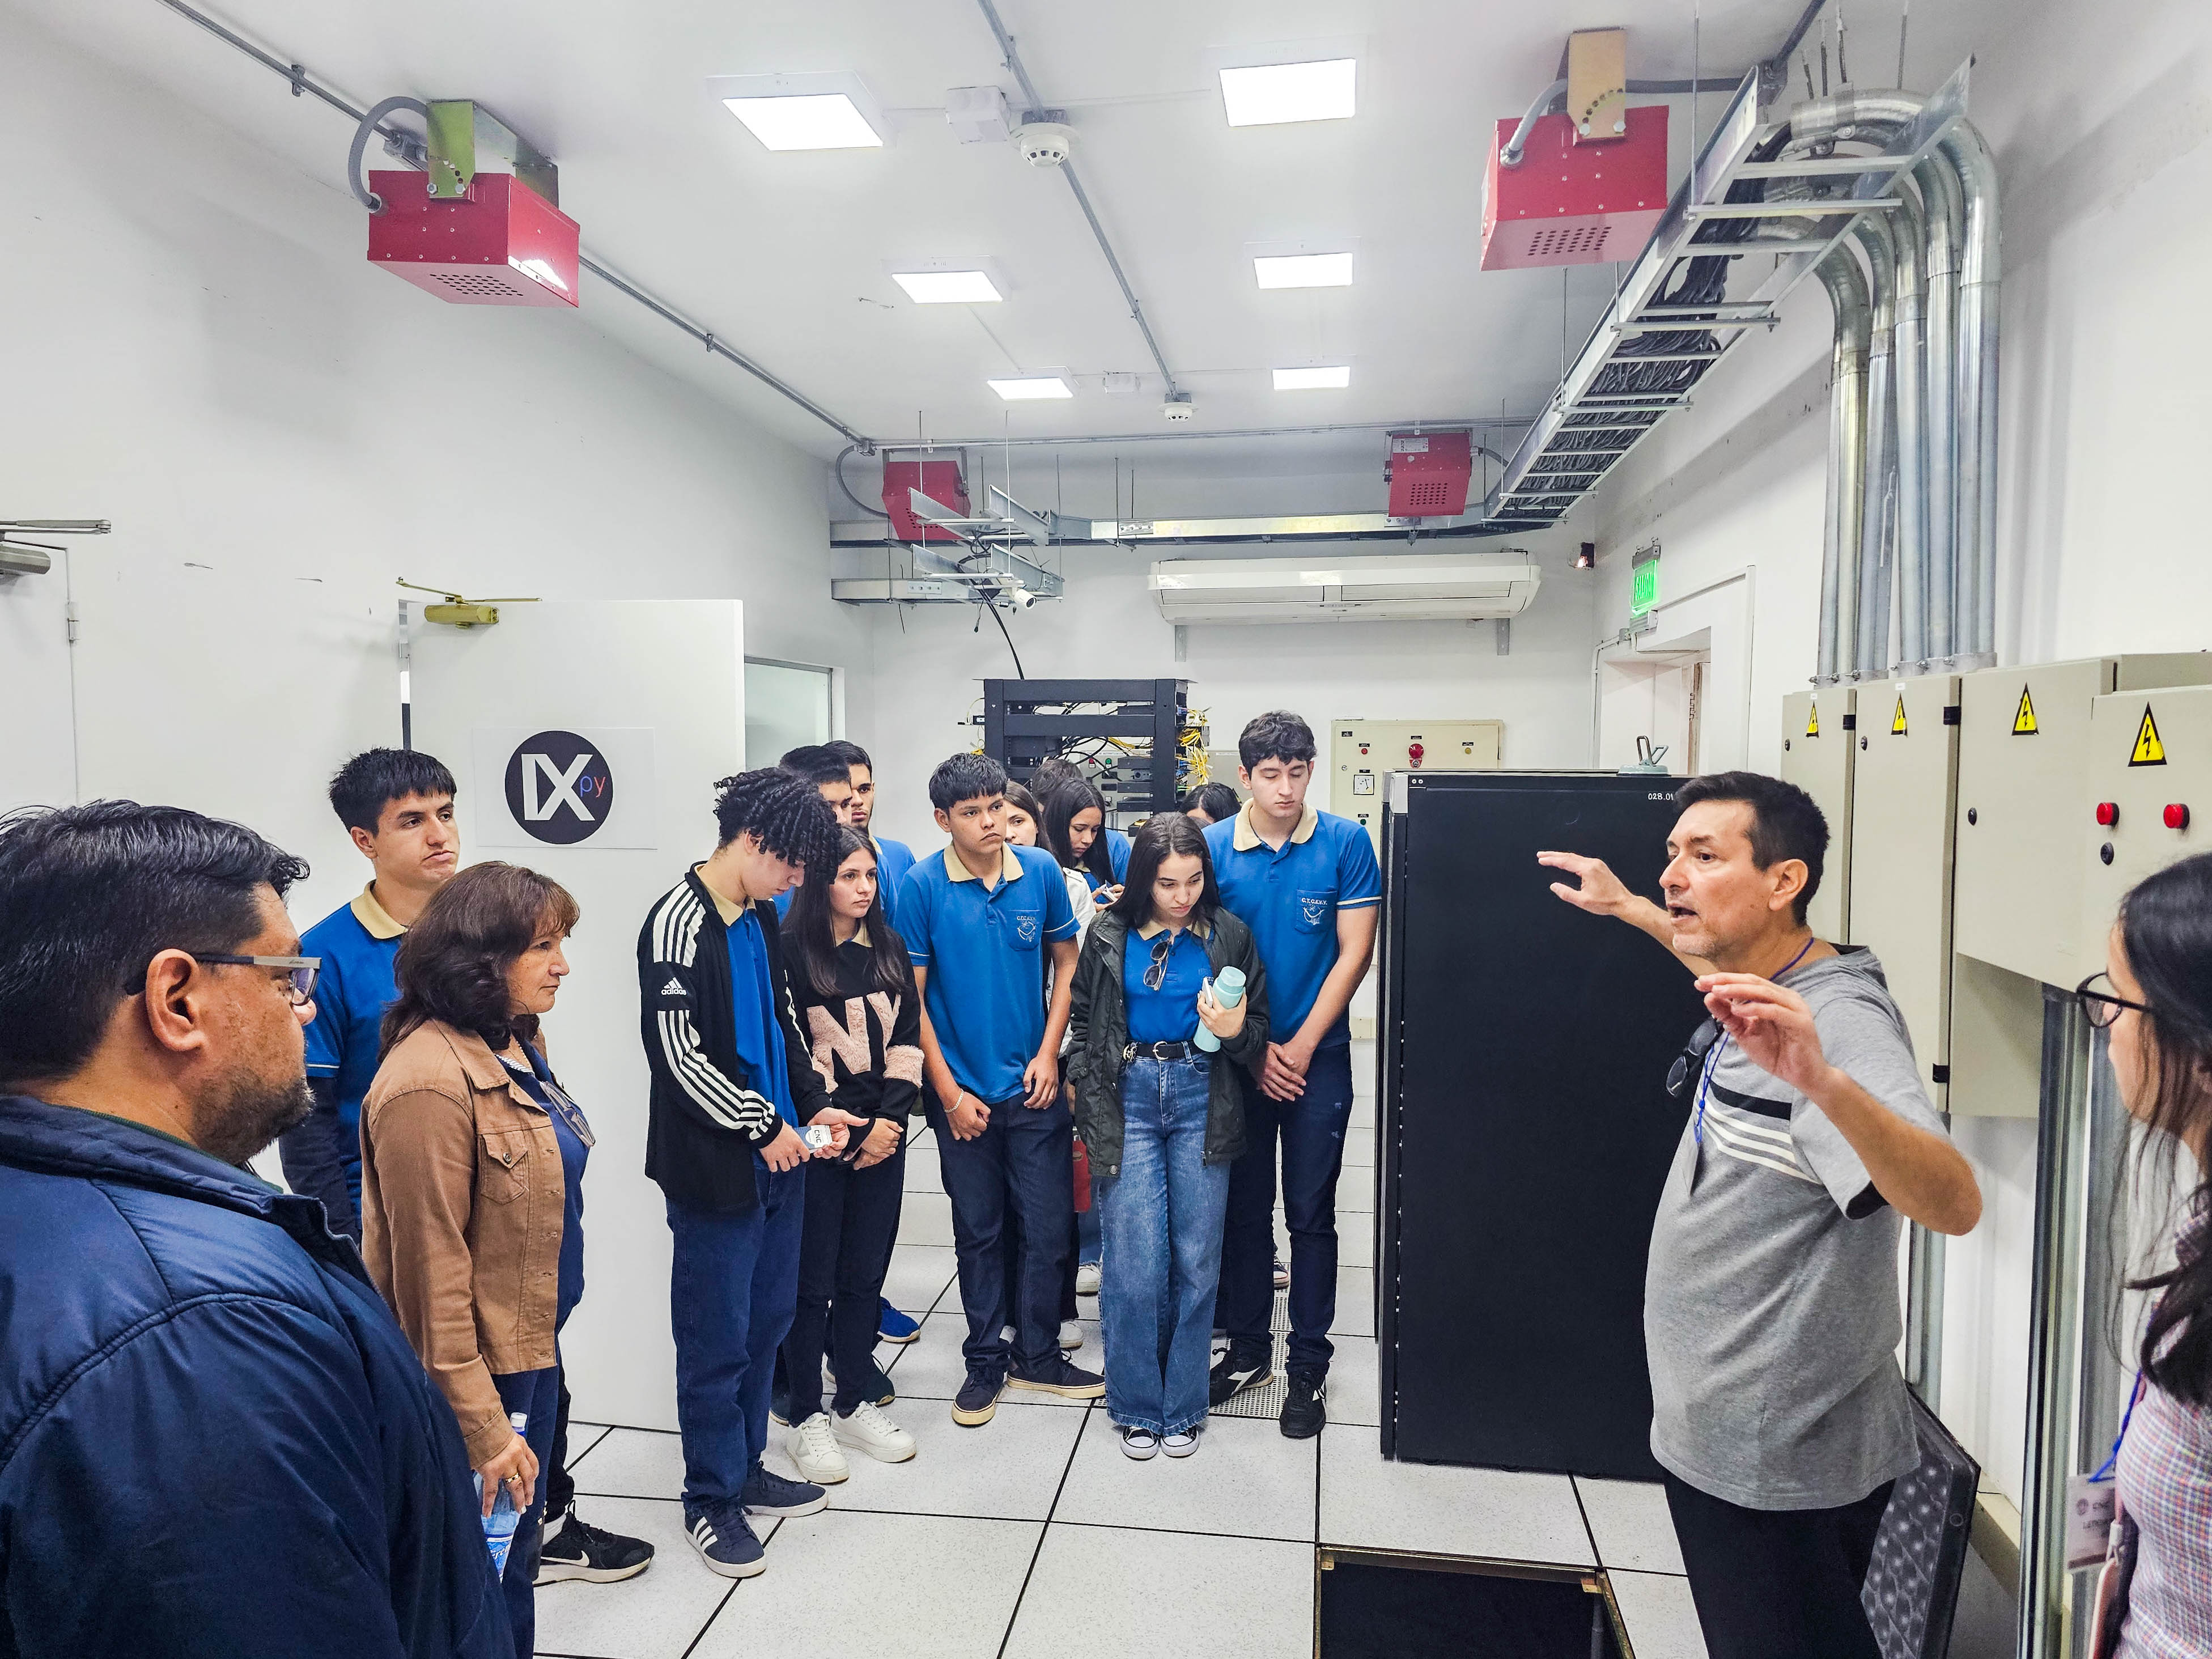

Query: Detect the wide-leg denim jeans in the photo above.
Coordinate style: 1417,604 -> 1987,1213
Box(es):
1098,1055 -> 1228,1435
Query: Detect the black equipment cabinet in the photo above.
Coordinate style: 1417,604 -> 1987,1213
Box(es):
1377,771 -> 1705,1478
982,678 -> 1190,818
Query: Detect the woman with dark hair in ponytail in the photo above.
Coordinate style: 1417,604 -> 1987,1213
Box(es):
2081,851 -> 2212,1657
359,862 -> 589,1659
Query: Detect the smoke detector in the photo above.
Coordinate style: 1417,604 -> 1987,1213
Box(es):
1012,120 -> 1073,168
1162,392 -> 1195,423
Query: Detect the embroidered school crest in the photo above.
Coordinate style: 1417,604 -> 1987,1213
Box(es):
1014,912 -> 1041,945
1299,894 -> 1330,927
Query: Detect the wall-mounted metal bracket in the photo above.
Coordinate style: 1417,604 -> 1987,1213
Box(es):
425,100 -> 559,205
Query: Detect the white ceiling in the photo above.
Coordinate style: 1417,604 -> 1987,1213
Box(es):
24,0 -> 1969,486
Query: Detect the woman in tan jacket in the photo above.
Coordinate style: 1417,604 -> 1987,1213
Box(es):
360,862 -> 586,1659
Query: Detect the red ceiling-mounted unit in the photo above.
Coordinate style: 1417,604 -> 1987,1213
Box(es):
1480,104 -> 1668,270
1385,430 -> 1475,519
367,170 -> 580,307
882,456 -> 970,543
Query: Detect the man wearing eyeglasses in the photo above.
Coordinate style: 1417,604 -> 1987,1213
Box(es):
1539,770 -> 1980,1659
0,800 -> 511,1657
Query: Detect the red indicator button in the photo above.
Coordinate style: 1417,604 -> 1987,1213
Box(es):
1407,742 -> 1425,767
2096,802 -> 2120,826
2166,804 -> 2191,830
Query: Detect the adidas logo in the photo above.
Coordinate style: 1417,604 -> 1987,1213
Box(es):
660,976 -> 687,998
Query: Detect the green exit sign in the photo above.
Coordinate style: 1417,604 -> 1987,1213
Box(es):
1630,553 -> 1661,618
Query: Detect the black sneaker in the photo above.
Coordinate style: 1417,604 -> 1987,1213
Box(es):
535,1508 -> 655,1584
953,1368 -> 1006,1427
1208,1343 -> 1273,1406
770,1375 -> 791,1428
1281,1367 -> 1327,1439
684,1501 -> 765,1579
741,1464 -> 827,1518
1008,1353 -> 1105,1399
830,1357 -> 897,1408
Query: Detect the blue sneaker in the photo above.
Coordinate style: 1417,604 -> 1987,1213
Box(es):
742,1463 -> 827,1518
878,1299 -> 921,1344
684,1501 -> 765,1579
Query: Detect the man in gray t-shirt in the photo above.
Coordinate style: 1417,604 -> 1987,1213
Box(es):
1540,771 -> 1981,1659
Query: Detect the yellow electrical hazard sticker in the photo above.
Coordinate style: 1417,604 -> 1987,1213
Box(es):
2130,705 -> 2167,767
2013,687 -> 2038,735
1806,706 -> 1820,738
1891,696 -> 1908,736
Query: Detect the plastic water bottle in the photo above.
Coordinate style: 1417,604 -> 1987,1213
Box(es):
478,1410 -> 530,1575
1193,965 -> 1247,1053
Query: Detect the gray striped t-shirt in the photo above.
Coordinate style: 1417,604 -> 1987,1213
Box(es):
1644,946 -> 1947,1511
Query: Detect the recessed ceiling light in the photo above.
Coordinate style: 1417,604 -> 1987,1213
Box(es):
989,376 -> 1073,400
1219,58 -> 1357,127
721,92 -> 882,150
1273,365 -> 1350,391
891,270 -> 1003,304
1254,252 -> 1353,289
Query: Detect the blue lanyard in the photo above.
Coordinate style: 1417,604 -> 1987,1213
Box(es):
2090,1374 -> 2146,1486
1693,937 -> 1817,1145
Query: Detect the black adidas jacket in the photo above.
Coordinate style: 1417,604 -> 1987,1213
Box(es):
638,867 -> 831,1215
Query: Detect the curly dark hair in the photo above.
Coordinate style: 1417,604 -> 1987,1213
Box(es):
711,767 -> 841,873
380,862 -> 579,1058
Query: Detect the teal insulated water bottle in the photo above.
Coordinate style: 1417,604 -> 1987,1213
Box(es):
1193,965 -> 1247,1053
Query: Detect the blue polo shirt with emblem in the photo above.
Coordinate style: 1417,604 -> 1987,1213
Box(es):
302,886 -> 407,1206
1106,828 -> 1132,883
898,843 -> 1079,1104
1204,804 -> 1380,1047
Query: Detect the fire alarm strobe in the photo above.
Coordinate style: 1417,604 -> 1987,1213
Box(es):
1385,431 -> 1475,519
1481,104 -> 1668,271
367,170 -> 580,307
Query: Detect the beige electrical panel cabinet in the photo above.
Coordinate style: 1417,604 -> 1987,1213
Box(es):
1955,655 -> 2212,990
1780,686 -> 1857,943
1849,676 -> 1960,1104
1331,719 -> 1504,849
2081,684 -> 2212,970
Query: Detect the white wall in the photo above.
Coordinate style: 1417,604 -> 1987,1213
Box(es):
859,537 -> 1599,857
0,7 -> 867,1392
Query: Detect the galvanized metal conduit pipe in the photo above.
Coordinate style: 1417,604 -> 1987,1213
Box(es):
1916,155 -> 1964,664
1853,213 -> 1899,679
1815,249 -> 1871,683
1887,183 -> 1931,671
1942,121 -> 2001,664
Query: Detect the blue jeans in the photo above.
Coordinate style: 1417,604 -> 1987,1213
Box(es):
1219,1041 -> 1357,1372
1098,1056 -> 1229,1435
929,1092 -> 1075,1375
491,1364 -> 559,1659
665,1157 -> 805,1512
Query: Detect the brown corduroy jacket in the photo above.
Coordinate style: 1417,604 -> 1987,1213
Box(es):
359,1019 -> 566,1465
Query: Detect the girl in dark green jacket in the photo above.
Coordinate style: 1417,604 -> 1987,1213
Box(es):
1065,815 -> 1269,1458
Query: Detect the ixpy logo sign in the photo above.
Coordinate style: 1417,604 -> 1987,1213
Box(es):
504,730 -> 614,846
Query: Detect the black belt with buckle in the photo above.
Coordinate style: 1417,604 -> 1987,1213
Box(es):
1123,1039 -> 1199,1062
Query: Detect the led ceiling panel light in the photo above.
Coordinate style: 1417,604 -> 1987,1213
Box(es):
988,376 -> 1074,400
707,74 -> 888,151
1219,58 -> 1357,126
1254,252 -> 1353,288
891,270 -> 1003,303
1273,365 -> 1351,390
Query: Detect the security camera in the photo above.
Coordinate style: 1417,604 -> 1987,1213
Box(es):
1011,121 -> 1073,168
1012,588 -> 1037,610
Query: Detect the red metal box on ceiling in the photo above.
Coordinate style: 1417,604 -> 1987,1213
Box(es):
366,170 -> 580,307
1385,430 -> 1474,519
882,457 -> 970,543
1480,104 -> 1668,271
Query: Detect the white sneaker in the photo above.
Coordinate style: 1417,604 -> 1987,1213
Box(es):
786,1412 -> 849,1485
1162,1428 -> 1199,1458
834,1400 -> 917,1463
1001,1324 -> 1017,1343
1076,1261 -> 1101,1296
1059,1319 -> 1084,1351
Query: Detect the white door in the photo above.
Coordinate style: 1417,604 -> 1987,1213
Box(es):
0,560 -> 77,814
411,601 -> 745,1431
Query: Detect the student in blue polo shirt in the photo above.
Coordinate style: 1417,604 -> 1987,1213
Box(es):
281,749 -> 461,1241
825,739 -> 916,936
897,753 -> 1099,1425
1202,710 -> 1381,1439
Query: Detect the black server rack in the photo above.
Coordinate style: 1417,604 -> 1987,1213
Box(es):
1376,770 -> 1706,1478
982,678 -> 1190,819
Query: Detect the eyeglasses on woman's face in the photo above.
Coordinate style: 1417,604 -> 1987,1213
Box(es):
2075,972 -> 2152,1030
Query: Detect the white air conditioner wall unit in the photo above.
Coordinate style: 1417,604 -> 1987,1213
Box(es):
1149,554 -> 1542,624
